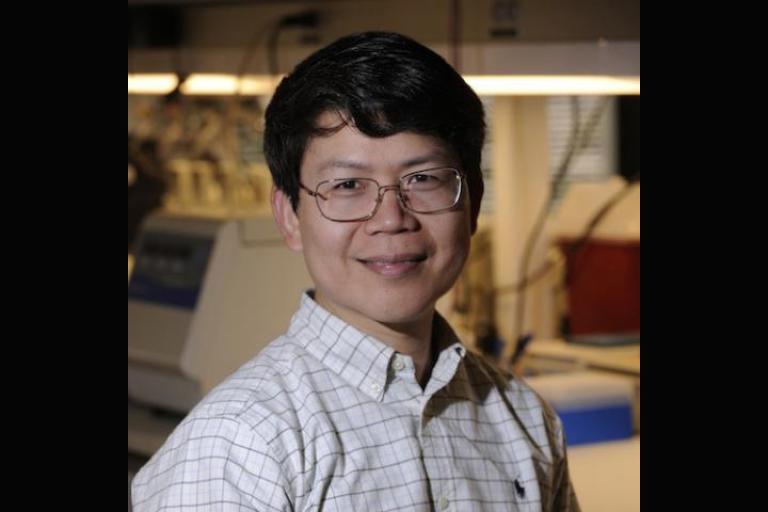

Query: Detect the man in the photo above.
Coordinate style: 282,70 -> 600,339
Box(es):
132,31 -> 579,512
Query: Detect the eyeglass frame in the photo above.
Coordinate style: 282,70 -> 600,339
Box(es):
298,167 -> 467,223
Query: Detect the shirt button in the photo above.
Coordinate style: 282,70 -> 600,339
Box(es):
393,357 -> 405,371
439,496 -> 449,510
371,383 -> 382,394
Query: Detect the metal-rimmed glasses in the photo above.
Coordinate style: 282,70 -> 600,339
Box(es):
299,167 -> 465,222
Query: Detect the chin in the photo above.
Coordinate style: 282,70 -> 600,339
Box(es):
360,293 -> 439,325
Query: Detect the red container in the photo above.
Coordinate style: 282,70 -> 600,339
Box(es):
559,238 -> 640,338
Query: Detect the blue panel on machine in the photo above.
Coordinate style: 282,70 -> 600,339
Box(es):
128,232 -> 214,310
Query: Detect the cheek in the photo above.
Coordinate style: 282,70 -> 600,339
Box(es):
299,221 -> 357,276
433,219 -> 472,275
445,239 -> 470,277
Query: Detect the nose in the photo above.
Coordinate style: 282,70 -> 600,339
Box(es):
364,185 -> 417,234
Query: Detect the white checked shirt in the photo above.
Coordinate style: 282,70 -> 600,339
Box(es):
132,292 -> 579,511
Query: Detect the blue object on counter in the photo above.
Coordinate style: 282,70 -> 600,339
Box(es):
525,371 -> 636,446
557,403 -> 634,446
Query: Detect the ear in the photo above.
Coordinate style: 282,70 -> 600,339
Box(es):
271,187 -> 303,252
470,174 -> 485,235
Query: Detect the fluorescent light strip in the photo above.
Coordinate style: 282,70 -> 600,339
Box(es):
128,74 -> 640,96
238,76 -> 282,96
463,75 -> 640,96
180,74 -> 239,95
128,74 -> 179,95
177,74 -> 284,96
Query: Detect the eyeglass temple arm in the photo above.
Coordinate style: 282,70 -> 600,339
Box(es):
300,183 -> 327,201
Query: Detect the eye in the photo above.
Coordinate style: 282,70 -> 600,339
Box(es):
333,179 -> 363,191
408,174 -> 436,184
406,172 -> 446,190
326,179 -> 371,197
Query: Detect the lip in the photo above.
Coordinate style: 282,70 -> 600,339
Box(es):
358,253 -> 428,264
357,253 -> 428,278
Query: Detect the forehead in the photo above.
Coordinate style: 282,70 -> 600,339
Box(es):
301,111 -> 458,178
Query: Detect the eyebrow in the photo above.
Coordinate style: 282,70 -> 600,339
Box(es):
318,159 -> 371,173
316,151 -> 453,175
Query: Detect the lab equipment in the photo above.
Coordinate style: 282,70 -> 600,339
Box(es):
525,370 -> 636,446
128,213 -> 312,415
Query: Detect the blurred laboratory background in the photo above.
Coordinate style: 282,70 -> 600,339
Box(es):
128,1 -> 640,510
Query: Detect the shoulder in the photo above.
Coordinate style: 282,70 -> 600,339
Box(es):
131,336 -> 319,511
197,334 -> 324,441
131,404 -> 292,511
462,350 -> 566,452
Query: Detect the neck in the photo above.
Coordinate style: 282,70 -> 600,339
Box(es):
314,291 -> 436,387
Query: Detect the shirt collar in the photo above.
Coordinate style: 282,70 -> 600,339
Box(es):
290,291 -> 466,401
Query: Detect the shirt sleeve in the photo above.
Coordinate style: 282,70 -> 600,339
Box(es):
546,407 -> 581,512
131,414 -> 293,512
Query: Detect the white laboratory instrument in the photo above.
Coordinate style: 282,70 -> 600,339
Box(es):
128,213 -> 312,415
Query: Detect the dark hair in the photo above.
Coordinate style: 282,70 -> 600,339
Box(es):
263,31 -> 485,229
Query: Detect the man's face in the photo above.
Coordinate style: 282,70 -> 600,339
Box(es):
275,112 -> 473,328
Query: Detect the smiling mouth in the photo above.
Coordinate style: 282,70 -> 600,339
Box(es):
358,254 -> 428,264
357,254 -> 428,278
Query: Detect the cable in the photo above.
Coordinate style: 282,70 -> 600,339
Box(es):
449,0 -> 463,71
267,11 -> 320,77
557,180 -> 638,287
505,97 -> 611,370
497,179 -> 637,296
237,11 -> 319,81
236,22 -> 277,80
